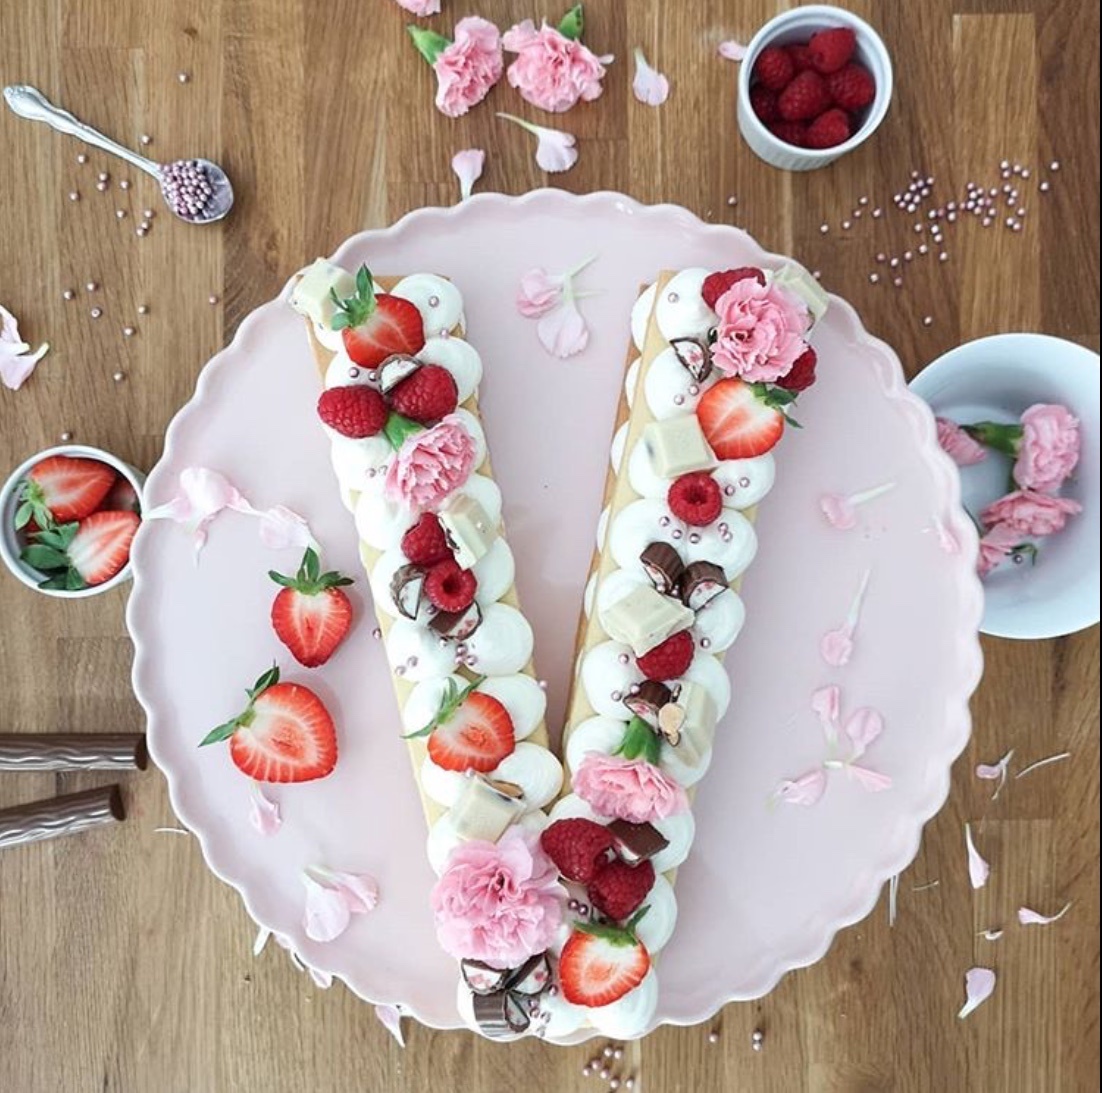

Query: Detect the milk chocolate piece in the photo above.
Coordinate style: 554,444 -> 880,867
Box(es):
670,337 -> 712,382
623,681 -> 674,728
389,563 -> 425,620
0,733 -> 147,771
681,560 -> 727,611
472,990 -> 531,1038
606,818 -> 669,866
666,680 -> 718,768
643,415 -> 715,478
640,542 -> 685,596
428,600 -> 483,639
0,786 -> 125,850
509,952 -> 552,995
461,959 -> 511,995
450,773 -> 526,842
599,583 -> 695,657
438,492 -> 496,569
377,353 -> 421,393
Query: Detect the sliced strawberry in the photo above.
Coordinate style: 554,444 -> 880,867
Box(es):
269,548 -> 354,667
201,666 -> 337,783
407,677 -> 515,773
66,510 -> 140,585
330,265 -> 425,369
101,475 -> 141,513
696,377 -> 785,459
558,914 -> 651,1008
19,456 -> 116,526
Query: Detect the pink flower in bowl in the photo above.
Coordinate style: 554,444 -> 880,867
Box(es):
502,19 -> 612,113
976,522 -> 1028,578
936,417 -> 988,466
980,490 -> 1082,537
431,828 -> 565,968
711,277 -> 810,383
573,752 -> 688,824
1014,403 -> 1081,492
383,414 -> 476,511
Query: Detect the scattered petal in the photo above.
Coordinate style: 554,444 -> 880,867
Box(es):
810,685 -> 841,745
912,879 -> 940,892
516,267 -> 564,318
497,113 -> 578,173
965,822 -> 989,889
632,48 -> 670,106
773,768 -> 827,806
375,1003 -> 407,1047
393,0 -> 441,16
957,967 -> 996,1019
977,927 -> 1004,941
248,782 -> 282,836
846,764 -> 892,792
717,39 -> 748,62
451,148 -> 486,201
1018,901 -> 1072,926
253,926 -> 272,957
975,749 -> 1014,800
145,466 -> 256,555
0,303 -> 49,390
256,504 -> 314,551
844,707 -> 884,761
1014,751 -> 1071,780
537,298 -> 589,358
302,866 -> 380,943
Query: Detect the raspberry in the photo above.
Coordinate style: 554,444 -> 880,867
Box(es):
805,108 -> 852,149
769,120 -> 808,147
786,43 -> 816,72
777,70 -> 833,122
589,859 -> 656,923
540,819 -> 614,884
752,46 -> 795,92
826,63 -> 876,111
424,558 -> 477,612
808,26 -> 856,74
701,267 -> 766,310
776,347 -> 817,392
316,385 -> 387,439
636,630 -> 695,682
749,85 -> 779,125
668,472 -> 723,527
388,364 -> 459,425
400,513 -> 452,566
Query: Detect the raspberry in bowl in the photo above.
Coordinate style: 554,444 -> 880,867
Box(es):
0,444 -> 144,597
737,5 -> 893,171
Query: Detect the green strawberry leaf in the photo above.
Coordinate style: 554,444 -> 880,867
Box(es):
199,718 -> 240,746
247,664 -> 280,700
14,500 -> 34,529
404,675 -> 485,739
20,544 -> 70,571
64,567 -> 86,591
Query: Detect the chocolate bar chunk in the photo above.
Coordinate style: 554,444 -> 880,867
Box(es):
377,353 -> 421,393
606,818 -> 670,866
472,991 -> 531,1038
640,542 -> 685,596
599,583 -> 694,657
670,337 -> 712,382
390,563 -> 426,620
450,773 -> 526,843
623,681 -> 675,728
438,492 -> 496,569
681,561 -> 727,611
461,959 -> 511,996
428,600 -> 483,639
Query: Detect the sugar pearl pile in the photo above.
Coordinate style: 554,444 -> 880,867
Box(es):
159,158 -> 215,219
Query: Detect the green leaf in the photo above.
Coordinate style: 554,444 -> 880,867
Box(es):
268,570 -> 298,589
248,664 -> 280,700
38,572 -> 71,590
407,24 -> 452,65
303,547 -> 320,585
615,716 -> 662,765
14,500 -> 34,529
558,3 -> 584,40
64,567 -> 86,591
383,411 -> 425,452
963,421 -> 1023,457
20,544 -> 70,571
404,675 -> 485,739
199,719 -> 240,746
32,522 -> 78,550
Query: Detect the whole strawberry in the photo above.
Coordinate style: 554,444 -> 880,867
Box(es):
269,547 -> 354,667
777,70 -> 833,122
388,364 -> 459,425
588,858 -> 656,922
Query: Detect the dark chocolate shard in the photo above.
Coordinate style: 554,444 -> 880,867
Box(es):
509,952 -> 552,996
670,337 -> 712,382
377,353 -> 421,393
681,560 -> 727,611
471,991 -> 531,1038
484,777 -> 525,800
390,563 -> 426,620
606,818 -> 670,866
640,542 -> 685,596
622,680 -> 674,728
461,959 -> 510,996
429,600 -> 483,639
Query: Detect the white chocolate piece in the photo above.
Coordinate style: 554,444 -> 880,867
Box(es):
599,583 -> 695,657
767,264 -> 828,326
449,774 -> 527,842
438,491 -> 496,569
665,680 -> 717,769
290,258 -> 355,330
642,415 -> 715,478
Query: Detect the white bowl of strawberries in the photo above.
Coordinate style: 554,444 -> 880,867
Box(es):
737,5 -> 893,170
0,444 -> 144,597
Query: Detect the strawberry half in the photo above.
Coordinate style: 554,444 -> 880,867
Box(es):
558,912 -> 651,1008
406,676 -> 515,773
200,666 -> 338,783
329,265 -> 425,369
696,377 -> 786,459
22,510 -> 139,589
269,547 -> 354,668
17,455 -> 116,527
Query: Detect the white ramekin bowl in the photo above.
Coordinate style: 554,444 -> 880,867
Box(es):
737,5 -> 894,171
0,443 -> 145,598
910,334 -> 1100,640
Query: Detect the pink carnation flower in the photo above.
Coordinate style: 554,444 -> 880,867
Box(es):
1014,403 -> 1081,493
431,828 -> 564,968
433,17 -> 504,118
976,522 -> 1024,578
980,489 -> 1082,537
573,752 -> 689,824
710,277 -> 810,383
502,20 -> 612,113
515,267 -> 563,318
394,0 -> 440,14
384,414 -> 476,511
936,417 -> 988,466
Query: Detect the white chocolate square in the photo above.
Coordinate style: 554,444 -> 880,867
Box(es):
600,584 -> 695,656
643,416 -> 715,478
450,776 -> 525,843
438,492 -> 497,569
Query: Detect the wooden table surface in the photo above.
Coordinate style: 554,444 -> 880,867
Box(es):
0,1 -> 1098,1090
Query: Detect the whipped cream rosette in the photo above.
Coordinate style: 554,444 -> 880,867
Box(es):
291,261 -> 567,1040
539,264 -> 828,1039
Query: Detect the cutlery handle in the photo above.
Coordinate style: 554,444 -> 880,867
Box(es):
3,83 -> 160,178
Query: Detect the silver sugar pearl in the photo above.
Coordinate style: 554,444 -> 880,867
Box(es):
95,181 -> 107,191
137,304 -> 149,314
738,476 -> 750,487
116,209 -> 127,219
177,71 -> 190,83
76,153 -> 88,164
90,307 -> 102,318
68,190 -> 80,202
119,179 -> 131,190
60,431 -> 73,442
666,291 -> 679,303
97,172 -> 109,183
428,295 -> 440,307
112,370 -> 126,382
123,326 -> 136,337
617,653 -> 630,665
62,289 -> 75,301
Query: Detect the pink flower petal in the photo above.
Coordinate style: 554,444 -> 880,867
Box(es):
516,267 -> 564,318
256,504 -> 314,550
975,748 -> 1014,800
846,764 -> 892,792
451,148 -> 486,201
632,48 -> 670,106
844,707 -> 884,761
375,1003 -> 407,1047
773,768 -> 827,806
394,0 -> 440,14
1018,901 -> 1072,926
497,112 -> 578,173
820,626 -> 854,667
964,822 -> 989,889
0,303 -> 49,390
537,299 -> 589,358
717,39 -> 748,62
819,492 -> 857,530
957,967 -> 996,1019
248,782 -> 282,836
810,685 -> 841,745
145,466 -> 255,555
302,866 -> 379,942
